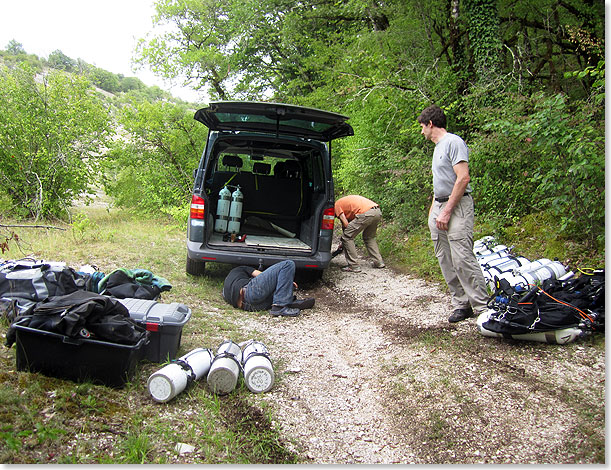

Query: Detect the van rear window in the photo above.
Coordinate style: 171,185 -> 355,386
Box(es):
214,113 -> 334,134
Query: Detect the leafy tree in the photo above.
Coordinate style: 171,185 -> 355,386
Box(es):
131,0 -> 604,248
479,86 -> 604,248
1,42 -> 44,72
47,49 -> 77,72
6,40 -> 25,55
88,67 -> 121,93
103,95 -> 206,215
119,76 -> 145,92
497,0 -> 604,95
0,64 -> 111,219
136,0 -> 392,100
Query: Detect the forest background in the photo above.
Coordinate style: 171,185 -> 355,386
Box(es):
0,0 -> 605,270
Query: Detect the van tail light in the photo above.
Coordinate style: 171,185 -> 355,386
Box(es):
190,195 -> 205,219
321,207 -> 335,230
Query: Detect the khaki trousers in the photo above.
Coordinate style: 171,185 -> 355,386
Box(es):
428,196 -> 489,313
341,207 -> 384,268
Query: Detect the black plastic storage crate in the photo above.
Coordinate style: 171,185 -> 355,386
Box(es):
13,319 -> 148,388
118,298 -> 192,363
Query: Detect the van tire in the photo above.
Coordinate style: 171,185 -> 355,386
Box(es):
297,269 -> 324,283
186,257 -> 206,276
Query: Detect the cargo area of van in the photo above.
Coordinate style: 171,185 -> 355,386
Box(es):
203,141 -> 330,254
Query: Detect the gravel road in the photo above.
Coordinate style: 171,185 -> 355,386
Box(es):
239,249 -> 605,464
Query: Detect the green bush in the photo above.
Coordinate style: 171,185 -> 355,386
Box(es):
103,97 -> 206,215
482,90 -> 604,248
0,64 -> 111,219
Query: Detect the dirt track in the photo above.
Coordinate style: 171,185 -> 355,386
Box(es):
237,251 -> 605,464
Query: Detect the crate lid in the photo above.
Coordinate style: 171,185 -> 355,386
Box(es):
118,298 -> 191,326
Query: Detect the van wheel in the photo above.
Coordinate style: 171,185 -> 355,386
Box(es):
186,257 -> 206,276
297,269 -> 324,283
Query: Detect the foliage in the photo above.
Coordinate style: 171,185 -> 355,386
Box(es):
88,67 -> 122,93
136,0 -> 392,100
481,81 -> 604,248
131,0 -> 604,255
332,87 -> 432,230
0,2 -> 604,262
1,42 -> 172,98
0,64 -> 111,219
47,49 -> 77,72
103,95 -> 206,214
463,0 -> 502,85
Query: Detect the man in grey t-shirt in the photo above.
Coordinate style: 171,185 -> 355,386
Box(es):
417,105 -> 488,323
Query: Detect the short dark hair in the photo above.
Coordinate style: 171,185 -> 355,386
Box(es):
417,105 -> 446,129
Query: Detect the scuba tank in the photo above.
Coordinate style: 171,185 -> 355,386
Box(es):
512,259 -> 567,285
227,186 -> 243,234
473,236 -> 496,256
241,340 -> 274,393
215,186 -> 232,233
147,348 -> 214,403
476,311 -> 584,345
480,255 -> 530,290
476,245 -> 510,263
207,340 -> 242,395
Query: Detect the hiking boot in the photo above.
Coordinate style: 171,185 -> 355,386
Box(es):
289,297 -> 315,310
341,265 -> 362,273
448,307 -> 474,323
372,262 -> 386,268
270,305 -> 301,317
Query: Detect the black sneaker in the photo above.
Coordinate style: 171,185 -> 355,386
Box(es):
448,307 -> 473,323
270,305 -> 301,317
289,298 -> 315,310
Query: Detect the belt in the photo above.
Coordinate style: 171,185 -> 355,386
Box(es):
370,205 -> 380,210
434,193 -> 470,203
238,287 -> 246,309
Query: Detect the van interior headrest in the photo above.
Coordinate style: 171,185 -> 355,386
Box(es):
222,155 -> 243,168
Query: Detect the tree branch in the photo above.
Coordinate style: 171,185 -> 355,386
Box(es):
0,224 -> 66,231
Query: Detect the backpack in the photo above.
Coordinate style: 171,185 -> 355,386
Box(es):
98,269 -> 170,300
481,270 -> 604,336
0,261 -> 86,313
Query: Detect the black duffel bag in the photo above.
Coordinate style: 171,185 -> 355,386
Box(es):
6,290 -> 147,347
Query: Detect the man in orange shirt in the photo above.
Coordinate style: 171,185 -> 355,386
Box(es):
334,195 -> 385,272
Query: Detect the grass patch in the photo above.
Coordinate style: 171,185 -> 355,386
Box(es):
377,223 -> 442,282
0,204 -> 604,464
0,206 -> 298,464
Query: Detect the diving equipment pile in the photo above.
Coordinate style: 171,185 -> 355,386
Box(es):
473,237 -> 604,344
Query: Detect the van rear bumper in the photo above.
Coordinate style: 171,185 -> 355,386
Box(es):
187,240 -> 331,270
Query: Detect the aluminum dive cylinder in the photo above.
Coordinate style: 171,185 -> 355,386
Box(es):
215,186 -> 232,233
530,261 -> 567,283
512,258 -> 567,284
227,186 -> 243,234
476,311 -> 583,344
207,340 -> 242,395
476,245 -> 510,263
147,348 -> 214,403
480,256 -> 531,290
473,236 -> 497,256
241,340 -> 274,393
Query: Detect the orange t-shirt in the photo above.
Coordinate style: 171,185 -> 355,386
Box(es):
334,195 -> 377,221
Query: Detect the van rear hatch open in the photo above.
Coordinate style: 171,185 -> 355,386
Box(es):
194,101 -> 354,141
187,101 -> 353,275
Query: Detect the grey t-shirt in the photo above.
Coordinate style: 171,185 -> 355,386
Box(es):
432,132 -> 472,198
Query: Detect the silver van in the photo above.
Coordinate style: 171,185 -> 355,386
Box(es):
186,101 -> 353,278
